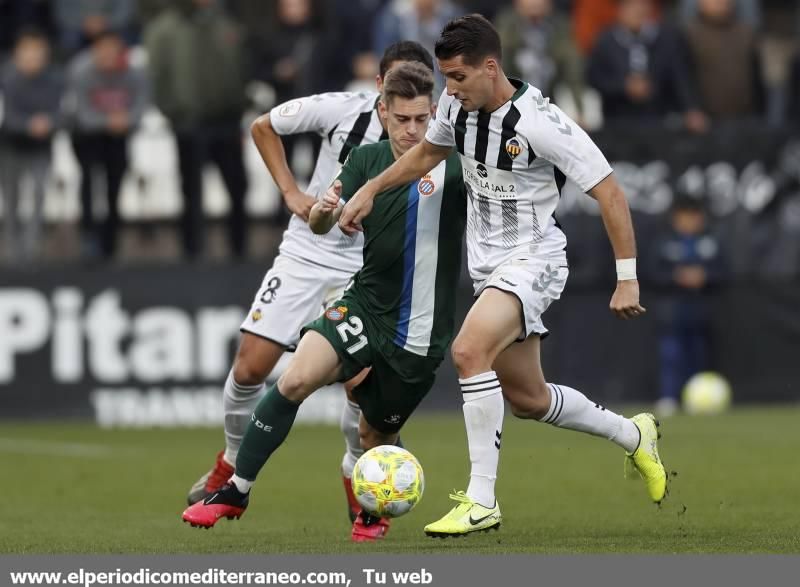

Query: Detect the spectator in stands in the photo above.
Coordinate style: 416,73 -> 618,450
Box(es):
645,197 -> 728,417
587,0 -> 708,131
250,0 -> 327,184
231,0 -> 327,92
373,0 -> 462,62
68,30 -> 149,259
454,0 -> 502,21
0,0 -> 53,61
572,0 -> 618,55
324,0 -> 388,91
145,0 -> 249,258
54,0 -> 136,56
684,0 -> 765,121
0,29 -> 63,264
679,0 -> 761,29
495,0 -> 586,122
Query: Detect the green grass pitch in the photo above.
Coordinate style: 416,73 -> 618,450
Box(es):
1,407 -> 798,554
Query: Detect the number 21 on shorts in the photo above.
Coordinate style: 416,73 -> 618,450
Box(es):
336,317 -> 368,354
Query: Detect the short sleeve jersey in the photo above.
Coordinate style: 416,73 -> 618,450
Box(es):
269,92 -> 388,275
425,80 -> 613,281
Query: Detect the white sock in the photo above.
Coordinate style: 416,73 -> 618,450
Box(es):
340,399 -> 363,478
230,474 -> 252,494
461,371 -> 504,508
223,370 -> 266,465
542,383 -> 640,453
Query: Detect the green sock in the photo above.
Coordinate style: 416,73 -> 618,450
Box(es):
234,383 -> 300,481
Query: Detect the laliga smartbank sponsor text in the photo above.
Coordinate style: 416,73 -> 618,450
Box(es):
0,287 -> 343,426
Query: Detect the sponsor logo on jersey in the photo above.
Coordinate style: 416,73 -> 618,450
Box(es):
279,100 -> 302,117
505,137 -> 523,160
251,309 -> 262,322
325,306 -> 348,321
384,414 -> 401,425
418,175 -> 436,196
464,163 -> 517,199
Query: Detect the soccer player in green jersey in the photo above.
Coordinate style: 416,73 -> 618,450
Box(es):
181,62 -> 467,542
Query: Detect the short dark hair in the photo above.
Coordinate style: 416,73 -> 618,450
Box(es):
434,14 -> 502,65
672,196 -> 706,214
379,41 -> 434,78
14,26 -> 49,46
382,62 -> 435,106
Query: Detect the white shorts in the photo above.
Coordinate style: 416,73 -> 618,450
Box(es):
473,257 -> 569,340
240,254 -> 354,350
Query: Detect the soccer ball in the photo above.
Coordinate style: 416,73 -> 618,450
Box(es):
682,371 -> 732,415
351,445 -> 424,518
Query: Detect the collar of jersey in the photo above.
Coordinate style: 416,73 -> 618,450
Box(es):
479,78 -> 529,114
508,78 -> 529,103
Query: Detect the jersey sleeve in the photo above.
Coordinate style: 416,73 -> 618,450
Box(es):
269,92 -> 359,137
528,95 -> 613,193
425,89 -> 457,148
335,146 -> 367,203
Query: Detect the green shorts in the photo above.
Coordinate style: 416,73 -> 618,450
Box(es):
302,293 -> 442,434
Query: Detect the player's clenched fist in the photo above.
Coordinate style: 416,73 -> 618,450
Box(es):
320,180 -> 342,212
339,183 -> 375,235
609,279 -> 646,320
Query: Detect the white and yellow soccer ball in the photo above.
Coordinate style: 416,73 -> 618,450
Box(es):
351,445 -> 424,518
682,371 -> 732,415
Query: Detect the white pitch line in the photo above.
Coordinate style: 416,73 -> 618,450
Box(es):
0,438 -> 135,458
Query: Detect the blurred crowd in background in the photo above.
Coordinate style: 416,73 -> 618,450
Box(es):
3,0 -> 800,411
0,0 -> 799,271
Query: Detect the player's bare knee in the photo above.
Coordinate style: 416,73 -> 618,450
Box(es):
232,356 -> 269,387
276,367 -> 315,402
451,338 -> 490,376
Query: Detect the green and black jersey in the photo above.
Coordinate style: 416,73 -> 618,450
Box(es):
337,140 -> 466,359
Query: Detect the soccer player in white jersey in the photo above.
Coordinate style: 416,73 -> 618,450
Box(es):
186,42 -> 435,526
339,15 -> 667,537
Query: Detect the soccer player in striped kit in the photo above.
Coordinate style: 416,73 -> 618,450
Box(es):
339,15 -> 667,537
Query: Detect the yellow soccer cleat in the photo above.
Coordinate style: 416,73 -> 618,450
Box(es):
625,413 -> 667,503
424,491 -> 501,538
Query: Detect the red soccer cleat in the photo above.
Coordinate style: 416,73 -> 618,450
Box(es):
187,450 -> 235,505
182,482 -> 249,529
342,475 -> 361,523
351,510 -> 391,542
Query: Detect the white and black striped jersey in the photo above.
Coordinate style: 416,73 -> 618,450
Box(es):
425,80 -> 613,282
269,91 -> 388,274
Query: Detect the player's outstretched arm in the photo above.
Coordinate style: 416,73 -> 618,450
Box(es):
251,114 -> 316,221
588,173 -> 646,320
338,140 -> 451,234
309,180 -> 344,235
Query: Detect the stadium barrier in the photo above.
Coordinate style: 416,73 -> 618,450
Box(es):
0,261 -> 796,425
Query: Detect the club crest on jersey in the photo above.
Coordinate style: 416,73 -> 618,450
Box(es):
418,175 -> 436,196
325,306 -> 348,321
505,137 -> 523,160
251,309 -> 262,322
278,100 -> 302,117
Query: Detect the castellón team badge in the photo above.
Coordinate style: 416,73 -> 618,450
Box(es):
505,137 -> 523,160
